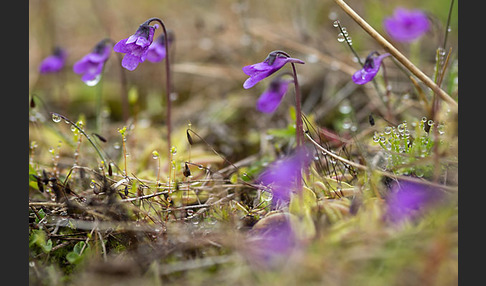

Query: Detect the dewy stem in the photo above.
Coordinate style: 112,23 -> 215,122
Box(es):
333,0 -> 458,111
146,17 -> 173,161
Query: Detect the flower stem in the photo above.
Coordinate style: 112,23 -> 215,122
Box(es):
272,50 -> 304,147
290,63 -> 304,147
146,17 -> 173,161
333,0 -> 457,111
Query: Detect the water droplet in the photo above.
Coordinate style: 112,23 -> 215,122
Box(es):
70,125 -> 76,132
339,103 -> 352,114
152,150 -> 159,160
337,33 -> 345,42
415,169 -> 424,178
437,124 -> 445,135
51,114 -> 61,123
427,120 -> 434,126
384,126 -> 392,134
333,20 -> 340,28
397,124 -> 405,133
421,116 -> 427,123
113,142 -> 121,150
170,146 -> 177,155
84,74 -> 101,86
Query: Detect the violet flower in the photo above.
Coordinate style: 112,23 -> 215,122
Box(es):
146,31 -> 173,63
39,47 -> 67,74
258,147 -> 312,205
249,213 -> 297,268
73,39 -> 112,85
385,181 -> 442,224
352,52 -> 390,85
113,22 -> 158,71
383,8 -> 430,43
242,51 -> 304,89
256,76 -> 292,113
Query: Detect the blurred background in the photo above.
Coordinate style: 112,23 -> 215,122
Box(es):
29,0 -> 457,162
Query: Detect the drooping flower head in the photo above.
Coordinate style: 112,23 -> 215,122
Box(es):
385,181 -> 443,224
352,51 -> 390,85
383,8 -> 430,43
256,75 -> 292,113
39,47 -> 67,74
242,50 -> 304,89
257,147 -> 312,205
73,39 -> 112,85
146,30 -> 174,63
113,21 -> 158,71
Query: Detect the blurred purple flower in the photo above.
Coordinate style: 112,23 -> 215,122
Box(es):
73,39 -> 112,84
113,23 -> 158,71
248,213 -> 297,268
256,77 -> 292,113
39,47 -> 67,74
258,147 -> 312,205
146,31 -> 173,63
386,181 -> 442,223
383,8 -> 430,43
352,52 -> 390,85
242,51 -> 304,89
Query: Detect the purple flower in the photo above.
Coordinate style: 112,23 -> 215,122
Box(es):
248,213 -> 297,268
383,8 -> 430,43
39,47 -> 67,74
113,23 -> 158,71
146,32 -> 173,63
73,40 -> 112,85
242,51 -> 304,89
258,147 -> 312,205
256,77 -> 292,113
385,181 -> 442,224
352,52 -> 390,85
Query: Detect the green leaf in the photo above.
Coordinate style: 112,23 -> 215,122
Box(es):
289,186 -> 317,216
66,252 -> 81,264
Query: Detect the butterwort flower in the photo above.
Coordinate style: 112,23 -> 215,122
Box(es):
383,8 -> 430,43
248,213 -> 298,268
113,22 -> 158,71
256,76 -> 292,113
242,51 -> 304,89
146,31 -> 173,63
385,181 -> 442,224
258,147 -> 312,205
39,47 -> 67,74
352,52 -> 390,85
73,39 -> 112,85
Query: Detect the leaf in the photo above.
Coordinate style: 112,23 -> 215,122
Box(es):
289,186 -> 317,216
66,252 -> 81,264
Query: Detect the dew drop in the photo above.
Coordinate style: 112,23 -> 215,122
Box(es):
333,20 -> 340,28
427,120 -> 434,126
51,114 -> 61,123
84,74 -> 101,87
384,126 -> 392,134
152,150 -> 159,160
337,33 -> 345,42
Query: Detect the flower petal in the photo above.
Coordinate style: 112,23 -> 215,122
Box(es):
121,53 -> 142,71
256,80 -> 290,113
113,38 -> 130,53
